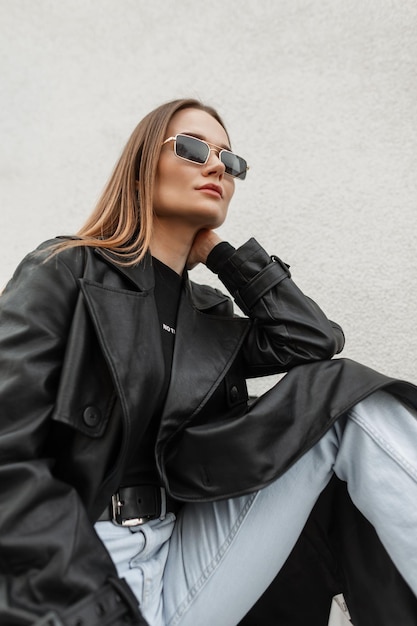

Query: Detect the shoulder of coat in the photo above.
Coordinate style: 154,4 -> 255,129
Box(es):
188,280 -> 231,311
31,237 -> 88,278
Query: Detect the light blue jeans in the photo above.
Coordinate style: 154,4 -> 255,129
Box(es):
95,391 -> 417,625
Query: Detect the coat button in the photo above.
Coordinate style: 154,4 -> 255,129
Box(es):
230,385 -> 239,402
82,406 -> 101,427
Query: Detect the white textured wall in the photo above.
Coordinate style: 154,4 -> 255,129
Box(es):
1,0 -> 416,390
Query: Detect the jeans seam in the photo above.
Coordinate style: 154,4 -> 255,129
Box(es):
349,407 -> 417,482
166,492 -> 258,625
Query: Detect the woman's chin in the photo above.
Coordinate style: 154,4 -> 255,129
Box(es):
193,205 -> 228,228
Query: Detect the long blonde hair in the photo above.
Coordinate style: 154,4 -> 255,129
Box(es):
54,98 -> 228,265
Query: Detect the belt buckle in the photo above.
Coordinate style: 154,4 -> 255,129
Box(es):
111,492 -> 148,527
110,487 -> 167,527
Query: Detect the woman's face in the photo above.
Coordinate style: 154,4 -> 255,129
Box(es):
153,108 -> 235,230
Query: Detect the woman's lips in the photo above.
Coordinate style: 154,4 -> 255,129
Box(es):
197,184 -> 223,198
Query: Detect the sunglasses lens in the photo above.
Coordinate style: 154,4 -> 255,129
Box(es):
221,151 -> 248,180
176,135 -> 209,164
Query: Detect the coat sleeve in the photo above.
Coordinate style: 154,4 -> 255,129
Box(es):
0,244 -> 146,625
211,238 -> 345,376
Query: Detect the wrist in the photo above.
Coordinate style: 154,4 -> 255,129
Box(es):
201,233 -> 223,262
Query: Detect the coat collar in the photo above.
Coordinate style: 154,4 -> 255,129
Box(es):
93,247 -> 155,292
93,246 -> 230,311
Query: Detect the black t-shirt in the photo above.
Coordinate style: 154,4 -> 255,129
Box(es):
121,257 -> 183,487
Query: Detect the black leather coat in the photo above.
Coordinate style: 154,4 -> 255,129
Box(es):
0,237 -> 416,624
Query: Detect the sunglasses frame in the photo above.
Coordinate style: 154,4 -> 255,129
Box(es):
162,134 -> 248,180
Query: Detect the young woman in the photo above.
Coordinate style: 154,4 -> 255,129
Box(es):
0,98 -> 416,626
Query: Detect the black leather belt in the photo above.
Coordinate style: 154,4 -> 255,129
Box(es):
98,485 -> 181,527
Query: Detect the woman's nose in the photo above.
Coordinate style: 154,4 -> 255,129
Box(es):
202,148 -> 226,177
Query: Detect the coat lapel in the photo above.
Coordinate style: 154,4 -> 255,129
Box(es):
157,280 -> 249,447
79,250 -> 164,438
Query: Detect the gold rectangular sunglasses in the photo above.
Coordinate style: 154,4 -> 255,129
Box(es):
162,134 -> 249,180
